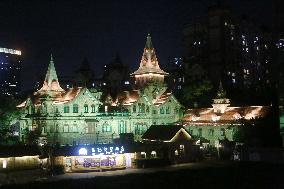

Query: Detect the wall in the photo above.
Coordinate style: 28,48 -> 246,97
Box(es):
0,156 -> 40,171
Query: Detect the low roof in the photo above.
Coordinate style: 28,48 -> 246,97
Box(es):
183,106 -> 270,124
142,125 -> 192,142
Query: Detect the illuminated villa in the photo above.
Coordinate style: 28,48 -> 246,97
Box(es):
17,34 -> 183,145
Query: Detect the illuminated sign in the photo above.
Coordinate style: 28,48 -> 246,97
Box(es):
78,145 -> 125,156
0,47 -> 21,55
78,148 -> 88,155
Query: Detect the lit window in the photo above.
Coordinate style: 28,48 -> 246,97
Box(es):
151,151 -> 157,158
64,105 -> 69,113
119,121 -> 126,134
141,152 -> 146,158
135,124 -> 145,135
84,104 -> 88,113
124,81 -> 130,85
73,124 -> 78,132
91,104 -> 95,113
63,124 -> 69,133
3,159 -> 7,169
102,123 -> 112,132
73,104 -> 79,113
175,150 -> 179,156
166,106 -> 170,114
160,107 -> 164,114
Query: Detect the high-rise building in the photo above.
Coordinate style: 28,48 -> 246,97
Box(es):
165,57 -> 185,92
0,47 -> 22,96
183,4 -> 273,93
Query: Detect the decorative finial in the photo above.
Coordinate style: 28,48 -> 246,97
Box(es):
217,80 -> 226,98
50,53 -> 54,62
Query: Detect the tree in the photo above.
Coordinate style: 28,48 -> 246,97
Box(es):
233,112 -> 282,147
181,63 -> 213,107
0,95 -> 21,145
75,58 -> 95,88
23,128 -> 41,145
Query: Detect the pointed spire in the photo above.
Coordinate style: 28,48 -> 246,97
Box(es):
216,81 -> 226,98
131,34 -> 168,76
45,53 -> 59,86
38,54 -> 64,93
145,33 -> 153,49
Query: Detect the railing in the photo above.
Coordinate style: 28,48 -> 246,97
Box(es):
96,112 -> 130,117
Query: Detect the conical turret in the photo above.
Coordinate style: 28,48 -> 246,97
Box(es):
212,81 -> 230,113
131,34 -> 168,88
38,54 -> 64,93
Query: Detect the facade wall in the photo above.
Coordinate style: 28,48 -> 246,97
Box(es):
185,125 -> 234,145
19,86 -> 182,145
0,156 -> 40,171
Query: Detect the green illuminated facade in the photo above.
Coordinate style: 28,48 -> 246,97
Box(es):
18,35 -> 182,145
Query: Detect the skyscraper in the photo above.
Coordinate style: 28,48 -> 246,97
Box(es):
0,47 -> 22,96
183,4 -> 273,93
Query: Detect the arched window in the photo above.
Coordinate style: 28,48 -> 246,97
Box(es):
102,123 -> 112,133
209,129 -> 214,136
119,121 -> 126,134
141,103 -> 145,113
160,107 -> 164,114
133,105 -> 136,113
64,105 -> 70,113
63,124 -> 69,133
84,104 -> 88,113
73,124 -> 78,132
166,106 -> 170,114
220,128 -> 225,136
198,128 -> 202,137
73,104 -> 79,113
91,104 -> 95,113
135,124 -> 146,135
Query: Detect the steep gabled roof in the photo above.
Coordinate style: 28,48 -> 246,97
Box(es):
142,125 -> 192,142
116,90 -> 140,106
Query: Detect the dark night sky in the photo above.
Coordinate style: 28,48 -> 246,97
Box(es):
0,0 -> 272,90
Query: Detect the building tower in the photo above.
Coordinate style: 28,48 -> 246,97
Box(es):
37,54 -> 64,96
212,81 -> 231,113
131,34 -> 168,89
0,47 -> 22,96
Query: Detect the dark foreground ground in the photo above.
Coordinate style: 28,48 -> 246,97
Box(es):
1,161 -> 284,189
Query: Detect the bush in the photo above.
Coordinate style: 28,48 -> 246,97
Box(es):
52,165 -> 65,175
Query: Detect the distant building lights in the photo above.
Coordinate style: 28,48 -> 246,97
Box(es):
0,47 -> 21,55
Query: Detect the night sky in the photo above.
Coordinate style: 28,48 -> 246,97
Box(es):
0,0 -> 272,90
